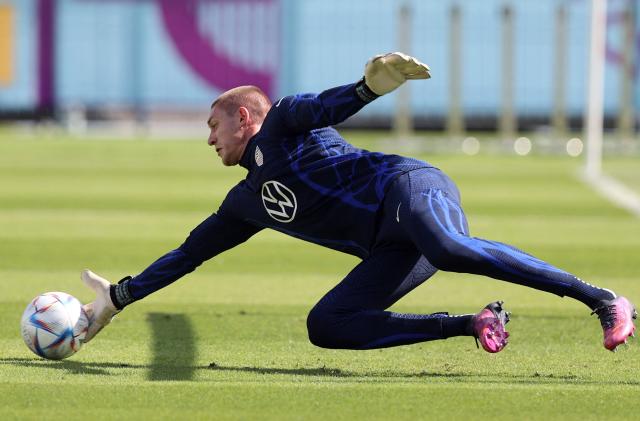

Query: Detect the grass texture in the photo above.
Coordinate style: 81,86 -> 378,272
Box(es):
1,133 -> 639,420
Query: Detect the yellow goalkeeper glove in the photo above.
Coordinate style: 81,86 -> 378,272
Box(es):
364,52 -> 431,96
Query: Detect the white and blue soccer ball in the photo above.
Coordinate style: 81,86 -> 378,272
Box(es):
21,292 -> 89,360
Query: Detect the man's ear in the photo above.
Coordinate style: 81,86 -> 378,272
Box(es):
238,107 -> 250,126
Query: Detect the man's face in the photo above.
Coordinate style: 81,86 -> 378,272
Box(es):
207,105 -> 246,166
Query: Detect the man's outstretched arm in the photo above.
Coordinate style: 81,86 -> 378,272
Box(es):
270,52 -> 430,135
82,212 -> 262,342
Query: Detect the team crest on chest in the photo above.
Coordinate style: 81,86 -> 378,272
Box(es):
255,146 -> 264,167
261,180 -> 297,223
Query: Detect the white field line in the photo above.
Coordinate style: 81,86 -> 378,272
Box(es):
582,173 -> 640,218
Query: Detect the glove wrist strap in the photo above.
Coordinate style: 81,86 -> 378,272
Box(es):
109,276 -> 135,310
355,77 -> 380,103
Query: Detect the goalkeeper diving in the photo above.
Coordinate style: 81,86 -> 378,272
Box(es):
81,52 -> 636,353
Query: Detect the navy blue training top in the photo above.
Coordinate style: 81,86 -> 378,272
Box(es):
128,82 -> 433,300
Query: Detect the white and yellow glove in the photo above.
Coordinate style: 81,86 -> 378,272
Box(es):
364,52 -> 431,96
81,269 -> 120,343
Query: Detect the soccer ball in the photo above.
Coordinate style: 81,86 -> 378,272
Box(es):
21,292 -> 89,360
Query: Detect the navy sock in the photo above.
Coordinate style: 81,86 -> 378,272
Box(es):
442,314 -> 474,338
562,277 -> 615,310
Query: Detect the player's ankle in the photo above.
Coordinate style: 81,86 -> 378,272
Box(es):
440,314 -> 473,338
586,288 -> 617,311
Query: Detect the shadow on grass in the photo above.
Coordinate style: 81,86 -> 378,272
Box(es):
0,358 -> 356,379
203,363 -> 640,386
3,357 -> 640,386
205,362 -> 353,377
0,357 -> 132,376
147,312 -> 196,381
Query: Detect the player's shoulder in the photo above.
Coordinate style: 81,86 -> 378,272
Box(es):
218,180 -> 255,215
264,94 -> 310,117
259,97 -> 288,135
226,179 -> 255,195
273,92 -> 315,108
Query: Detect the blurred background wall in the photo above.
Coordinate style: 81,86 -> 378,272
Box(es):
0,0 -> 638,132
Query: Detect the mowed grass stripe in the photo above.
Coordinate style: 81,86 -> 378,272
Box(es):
2,382 -> 639,421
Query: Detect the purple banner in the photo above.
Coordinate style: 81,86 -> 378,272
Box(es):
158,0 -> 277,97
38,0 -> 55,112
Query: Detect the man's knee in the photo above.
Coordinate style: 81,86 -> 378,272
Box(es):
425,240 -> 466,272
306,305 -> 335,348
306,304 -> 356,349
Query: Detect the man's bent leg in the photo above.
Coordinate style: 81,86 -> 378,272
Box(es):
307,246 -> 475,349
382,168 -> 635,350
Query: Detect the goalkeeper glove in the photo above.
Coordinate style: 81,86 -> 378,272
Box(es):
363,52 -> 431,96
81,269 -> 120,343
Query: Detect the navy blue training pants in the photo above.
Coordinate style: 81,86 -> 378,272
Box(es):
306,168 -> 611,349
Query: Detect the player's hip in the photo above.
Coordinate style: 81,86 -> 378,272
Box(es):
373,168 -> 462,246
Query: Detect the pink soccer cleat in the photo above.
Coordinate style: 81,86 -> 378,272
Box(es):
591,296 -> 637,352
471,301 -> 510,353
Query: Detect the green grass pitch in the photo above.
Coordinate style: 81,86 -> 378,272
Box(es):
1,133 -> 639,420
